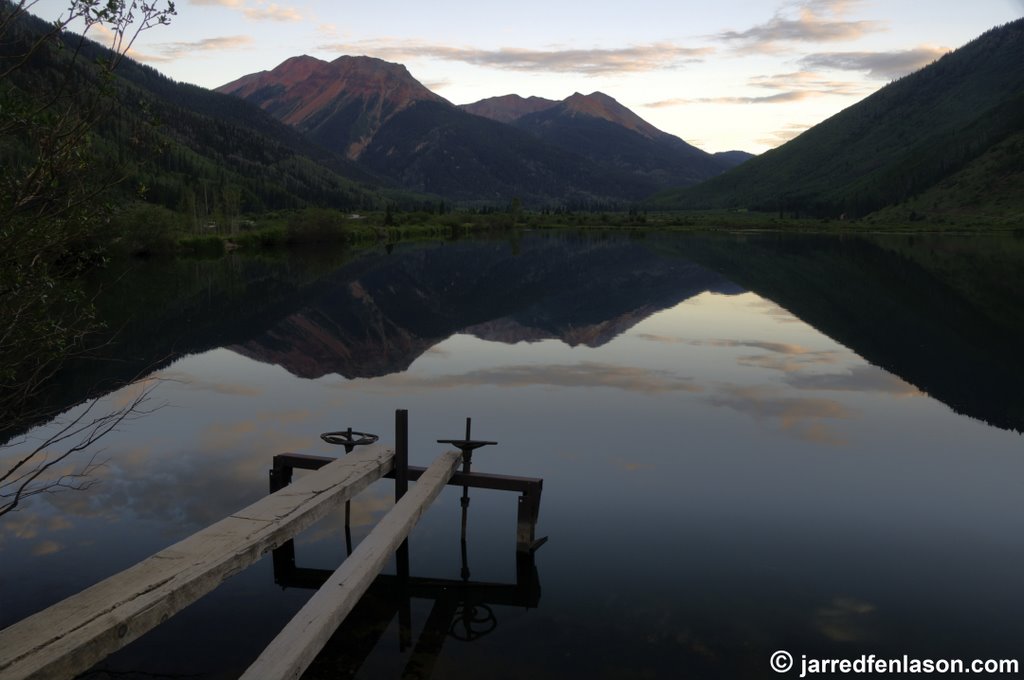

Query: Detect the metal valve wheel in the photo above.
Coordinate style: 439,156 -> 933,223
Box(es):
449,603 -> 497,642
320,427 -> 379,453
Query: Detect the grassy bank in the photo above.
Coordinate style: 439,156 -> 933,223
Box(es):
107,202 -> 1024,260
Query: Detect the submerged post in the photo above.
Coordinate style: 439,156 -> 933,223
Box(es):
437,418 -> 497,548
460,418 -> 472,540
395,409 -> 410,582
320,428 -> 380,555
395,410 -> 409,501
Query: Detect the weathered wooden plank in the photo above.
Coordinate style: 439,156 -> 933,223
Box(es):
240,449 -> 462,680
0,447 -> 395,680
272,453 -> 544,493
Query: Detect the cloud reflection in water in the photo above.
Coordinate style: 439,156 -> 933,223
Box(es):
348,361 -> 703,395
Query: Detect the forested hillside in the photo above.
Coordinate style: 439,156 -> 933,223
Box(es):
0,8 -> 411,227
656,19 -> 1024,219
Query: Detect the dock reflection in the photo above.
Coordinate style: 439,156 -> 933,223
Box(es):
273,540 -> 541,679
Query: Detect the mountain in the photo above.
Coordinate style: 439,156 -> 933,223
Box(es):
713,150 -> 756,169
551,91 -> 670,140
510,91 -> 729,188
216,55 -> 448,159
656,18 -> 1024,219
217,61 -> 650,203
355,100 -> 653,204
219,59 -> 740,204
460,94 -> 559,123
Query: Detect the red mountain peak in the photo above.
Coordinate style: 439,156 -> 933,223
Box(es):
461,94 -> 559,123
560,91 -> 665,140
216,54 -> 448,159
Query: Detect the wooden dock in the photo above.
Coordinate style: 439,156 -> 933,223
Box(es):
241,449 -> 461,680
0,410 -> 544,680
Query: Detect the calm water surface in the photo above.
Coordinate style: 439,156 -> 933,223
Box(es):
2,231 -> 1023,679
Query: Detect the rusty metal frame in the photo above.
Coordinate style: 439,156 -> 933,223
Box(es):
269,453 -> 545,553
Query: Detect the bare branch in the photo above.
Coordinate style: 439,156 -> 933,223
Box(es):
0,377 -> 164,517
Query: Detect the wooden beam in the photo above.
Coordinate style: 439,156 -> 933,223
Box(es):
0,447 -> 395,680
240,449 -> 462,680
272,453 -> 544,494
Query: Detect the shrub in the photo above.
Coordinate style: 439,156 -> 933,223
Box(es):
286,207 -> 348,244
109,203 -> 185,256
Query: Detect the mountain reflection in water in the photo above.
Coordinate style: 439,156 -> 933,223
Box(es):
3,230 -> 1024,679
51,230 -> 1022,434
227,237 -> 742,380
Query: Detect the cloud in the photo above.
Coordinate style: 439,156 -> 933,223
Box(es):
136,35 -> 254,62
354,362 -> 702,394
685,338 -> 860,444
634,333 -> 683,343
674,338 -> 839,356
675,338 -> 846,373
799,46 -> 949,80
708,385 -> 851,445
738,350 -> 843,372
48,515 -> 74,531
154,369 -> 262,396
296,489 -> 394,543
815,596 -> 877,642
748,71 -> 868,95
688,339 -> 916,396
190,0 -> 301,20
201,420 -> 259,451
647,92 -> 812,107
637,336 -> 849,371
732,340 -> 817,354
609,457 -> 654,473
199,419 -> 319,455
253,409 -> 314,426
746,298 -> 801,322
421,78 -> 452,92
645,70 -> 869,108
804,0 -> 868,17
758,123 -> 813,147
35,425 -> 329,529
2,512 -> 40,540
715,1 -> 884,53
32,540 -> 62,556
242,3 -> 302,21
318,39 -> 713,75
785,365 -> 921,396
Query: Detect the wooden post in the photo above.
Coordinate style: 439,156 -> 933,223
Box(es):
240,449 -> 462,680
517,483 -> 544,553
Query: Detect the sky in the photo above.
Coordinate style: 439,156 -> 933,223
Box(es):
30,0 -> 1024,153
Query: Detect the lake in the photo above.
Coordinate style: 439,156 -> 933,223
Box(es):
2,230 -> 1024,679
